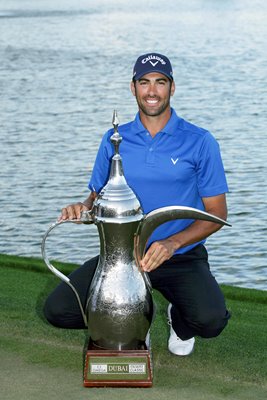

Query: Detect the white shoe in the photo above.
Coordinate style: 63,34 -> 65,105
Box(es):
167,304 -> 195,356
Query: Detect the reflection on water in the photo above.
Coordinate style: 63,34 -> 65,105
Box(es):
0,0 -> 266,290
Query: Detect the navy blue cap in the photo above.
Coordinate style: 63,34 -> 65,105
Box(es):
133,52 -> 173,81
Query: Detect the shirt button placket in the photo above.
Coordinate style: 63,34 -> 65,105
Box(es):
145,132 -> 155,164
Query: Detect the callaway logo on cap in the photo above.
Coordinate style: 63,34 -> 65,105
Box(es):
133,52 -> 173,81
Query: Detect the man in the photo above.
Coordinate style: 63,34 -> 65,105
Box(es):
44,52 -> 230,356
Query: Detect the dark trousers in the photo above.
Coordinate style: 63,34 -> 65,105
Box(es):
44,245 -> 230,340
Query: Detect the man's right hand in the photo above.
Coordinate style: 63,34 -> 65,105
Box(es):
58,192 -> 98,222
58,202 -> 89,222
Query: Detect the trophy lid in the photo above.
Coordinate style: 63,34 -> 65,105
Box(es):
93,111 -> 143,222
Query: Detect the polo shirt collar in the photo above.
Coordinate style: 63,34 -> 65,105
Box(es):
131,108 -> 181,136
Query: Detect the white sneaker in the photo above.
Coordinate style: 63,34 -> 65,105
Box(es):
167,304 -> 195,356
145,331 -> 151,348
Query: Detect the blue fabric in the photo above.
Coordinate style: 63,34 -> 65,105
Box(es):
89,109 -> 228,254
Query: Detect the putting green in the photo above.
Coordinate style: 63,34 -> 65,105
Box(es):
0,254 -> 266,400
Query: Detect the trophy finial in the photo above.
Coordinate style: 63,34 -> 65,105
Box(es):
110,110 -> 122,154
112,110 -> 119,129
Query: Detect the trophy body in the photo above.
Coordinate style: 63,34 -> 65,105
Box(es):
87,221 -> 153,350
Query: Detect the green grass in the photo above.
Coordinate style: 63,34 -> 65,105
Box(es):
0,253 -> 266,400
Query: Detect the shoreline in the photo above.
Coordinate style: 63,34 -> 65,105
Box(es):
1,252 -> 266,296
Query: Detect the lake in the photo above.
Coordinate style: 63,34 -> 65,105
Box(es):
0,0 -> 266,290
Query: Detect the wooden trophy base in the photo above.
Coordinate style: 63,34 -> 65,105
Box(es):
83,339 -> 153,388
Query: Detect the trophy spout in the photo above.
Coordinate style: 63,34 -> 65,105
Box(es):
134,205 -> 231,261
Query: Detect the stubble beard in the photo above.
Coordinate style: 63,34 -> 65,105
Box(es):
136,87 -> 172,118
138,99 -> 170,117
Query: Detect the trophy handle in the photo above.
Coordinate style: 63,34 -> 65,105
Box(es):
41,214 -> 93,327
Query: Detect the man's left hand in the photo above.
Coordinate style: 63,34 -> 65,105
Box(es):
140,238 -> 176,272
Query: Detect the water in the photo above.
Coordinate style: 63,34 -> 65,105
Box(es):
0,0 -> 266,290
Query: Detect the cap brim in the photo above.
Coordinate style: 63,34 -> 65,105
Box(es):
133,69 -> 173,81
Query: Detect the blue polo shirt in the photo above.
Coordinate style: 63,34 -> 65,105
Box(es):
89,109 -> 228,254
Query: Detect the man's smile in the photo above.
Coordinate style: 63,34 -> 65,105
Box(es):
145,97 -> 160,106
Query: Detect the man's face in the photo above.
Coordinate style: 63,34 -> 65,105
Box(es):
131,72 -> 175,117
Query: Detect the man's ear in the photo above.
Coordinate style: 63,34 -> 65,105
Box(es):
170,80 -> 175,96
130,81 -> 136,97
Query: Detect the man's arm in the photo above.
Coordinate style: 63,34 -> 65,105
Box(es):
140,193 -> 227,272
59,191 -> 98,221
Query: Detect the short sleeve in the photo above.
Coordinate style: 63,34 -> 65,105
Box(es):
196,132 -> 229,197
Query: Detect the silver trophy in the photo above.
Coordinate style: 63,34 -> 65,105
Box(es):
42,111 -> 230,387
